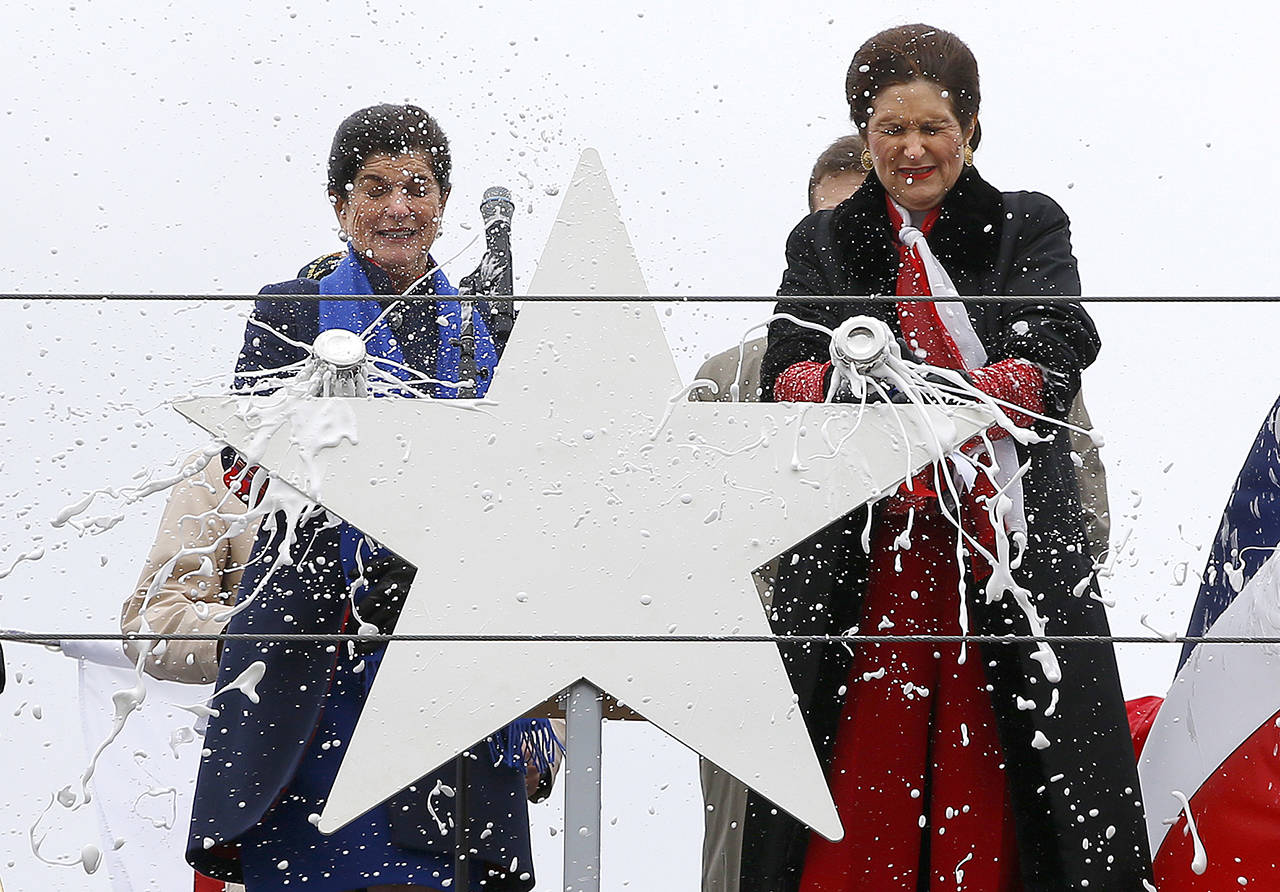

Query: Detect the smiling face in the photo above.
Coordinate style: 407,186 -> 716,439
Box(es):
865,79 -> 975,213
333,151 -> 449,291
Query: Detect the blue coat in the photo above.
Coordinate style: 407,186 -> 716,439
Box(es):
187,267 -> 534,889
233,270 -> 499,394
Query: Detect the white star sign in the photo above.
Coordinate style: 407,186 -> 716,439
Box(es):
176,149 -> 992,842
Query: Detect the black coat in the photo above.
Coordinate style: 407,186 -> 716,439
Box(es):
741,169 -> 1152,891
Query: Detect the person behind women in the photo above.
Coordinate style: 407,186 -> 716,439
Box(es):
693,134 -> 869,415
807,134 -> 870,216
186,104 -> 556,892
120,451 -> 250,685
742,26 -> 1150,891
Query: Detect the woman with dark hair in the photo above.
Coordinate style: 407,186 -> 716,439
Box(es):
743,26 -> 1151,891
185,104 -> 557,892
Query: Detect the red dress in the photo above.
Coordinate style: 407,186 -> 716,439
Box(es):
797,495 -> 1021,891
777,198 -> 1046,891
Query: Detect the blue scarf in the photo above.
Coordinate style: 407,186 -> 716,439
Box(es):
317,243 -> 498,398
317,245 -> 557,774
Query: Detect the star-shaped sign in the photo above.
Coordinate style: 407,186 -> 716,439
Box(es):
176,149 -> 992,842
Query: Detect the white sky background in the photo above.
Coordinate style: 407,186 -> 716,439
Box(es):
2,0 -> 1279,889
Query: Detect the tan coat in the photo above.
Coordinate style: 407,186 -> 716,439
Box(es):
690,338 -> 1111,892
690,341 -> 768,892
119,453 -> 255,684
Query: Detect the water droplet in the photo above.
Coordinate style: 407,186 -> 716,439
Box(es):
81,845 -> 103,874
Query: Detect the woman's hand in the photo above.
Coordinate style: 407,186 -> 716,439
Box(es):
523,719 -> 565,802
525,762 -> 545,801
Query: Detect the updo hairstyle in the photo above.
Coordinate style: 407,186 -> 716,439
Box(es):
327,104 -> 452,200
845,25 -> 982,149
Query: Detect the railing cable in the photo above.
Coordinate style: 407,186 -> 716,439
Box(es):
0,630 -> 1268,646
1,294 -> 1277,304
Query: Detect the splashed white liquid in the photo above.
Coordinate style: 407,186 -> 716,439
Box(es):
0,546 -> 46,579
77,676 -> 148,803
210,660 -> 267,705
132,786 -> 178,830
842,344 -> 1065,683
53,449 -> 220,533
1171,790 -> 1208,874
79,844 -> 102,874
30,341 -> 367,871
168,725 -> 197,757
29,794 -> 104,874
1140,613 -> 1179,642
426,779 -> 456,836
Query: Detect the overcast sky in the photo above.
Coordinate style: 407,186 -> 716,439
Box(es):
2,1 -> 1279,888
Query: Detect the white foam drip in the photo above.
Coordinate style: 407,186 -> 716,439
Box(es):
1171,790 -> 1208,875
52,448 -> 221,534
211,660 -> 267,705
426,778 -> 456,836
76,674 -> 148,805
29,794 -> 104,875
31,327 -> 368,870
775,309 -> 1092,687
0,546 -> 46,579
132,786 -> 178,830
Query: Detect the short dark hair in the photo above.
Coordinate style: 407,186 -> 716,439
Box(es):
807,134 -> 866,209
845,24 -> 982,149
327,104 -> 452,199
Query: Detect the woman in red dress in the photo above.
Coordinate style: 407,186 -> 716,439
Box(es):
738,25 -> 1152,892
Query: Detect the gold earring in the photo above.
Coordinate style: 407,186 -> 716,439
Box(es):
860,148 -> 874,171
963,145 -> 974,167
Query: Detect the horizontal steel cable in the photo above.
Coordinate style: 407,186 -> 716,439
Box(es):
2,294 -> 1270,649
1,294 -> 1277,303
1,630 -> 1272,646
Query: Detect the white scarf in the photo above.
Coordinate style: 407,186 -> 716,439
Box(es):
890,197 -> 1028,535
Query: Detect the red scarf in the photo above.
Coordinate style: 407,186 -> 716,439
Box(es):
885,199 -> 967,369
883,196 -> 998,577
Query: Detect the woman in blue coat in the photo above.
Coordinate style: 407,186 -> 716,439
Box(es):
186,104 -> 555,892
